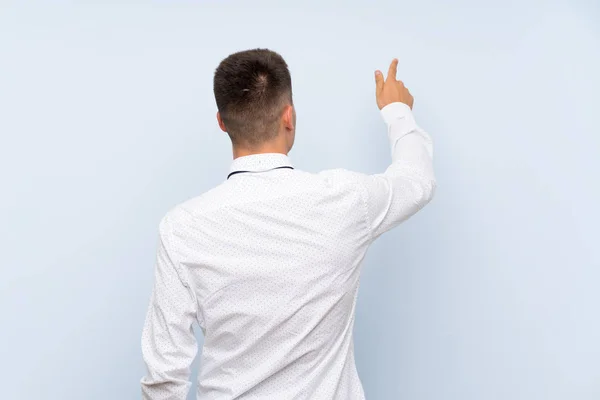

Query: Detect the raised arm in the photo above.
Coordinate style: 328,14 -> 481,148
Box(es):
359,59 -> 436,241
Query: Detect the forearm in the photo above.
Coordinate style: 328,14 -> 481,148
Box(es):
382,102 -> 436,201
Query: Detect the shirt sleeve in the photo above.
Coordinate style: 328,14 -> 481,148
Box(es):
359,102 -> 436,241
141,216 -> 199,400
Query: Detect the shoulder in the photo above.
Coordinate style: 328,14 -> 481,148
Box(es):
158,181 -> 232,231
301,167 -> 371,206
316,167 -> 370,188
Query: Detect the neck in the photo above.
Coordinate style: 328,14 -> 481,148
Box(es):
232,142 -> 288,159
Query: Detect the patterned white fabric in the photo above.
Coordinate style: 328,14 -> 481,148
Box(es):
141,102 -> 435,399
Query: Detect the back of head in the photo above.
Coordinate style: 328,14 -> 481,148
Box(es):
213,49 -> 293,148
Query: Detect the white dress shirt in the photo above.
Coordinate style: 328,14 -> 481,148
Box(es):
141,102 -> 436,400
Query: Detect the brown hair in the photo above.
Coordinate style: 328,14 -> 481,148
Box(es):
213,48 -> 293,146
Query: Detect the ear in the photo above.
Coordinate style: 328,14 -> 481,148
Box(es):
282,105 -> 294,131
216,111 -> 227,132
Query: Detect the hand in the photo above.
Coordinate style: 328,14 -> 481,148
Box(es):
375,58 -> 414,110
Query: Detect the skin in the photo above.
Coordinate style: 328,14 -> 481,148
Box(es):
374,58 -> 414,111
217,105 -> 296,159
217,58 -> 412,159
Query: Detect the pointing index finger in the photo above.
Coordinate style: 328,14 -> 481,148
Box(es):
386,58 -> 398,82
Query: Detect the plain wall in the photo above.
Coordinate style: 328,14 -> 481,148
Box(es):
1,1 -> 599,399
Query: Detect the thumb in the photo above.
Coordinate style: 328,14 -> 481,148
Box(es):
374,70 -> 384,95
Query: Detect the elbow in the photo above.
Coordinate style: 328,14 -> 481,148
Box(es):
425,177 -> 437,203
417,177 -> 436,208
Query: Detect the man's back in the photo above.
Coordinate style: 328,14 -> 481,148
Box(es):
165,160 -> 372,398
141,51 -> 435,399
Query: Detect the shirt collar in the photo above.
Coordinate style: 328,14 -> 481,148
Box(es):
229,153 -> 294,175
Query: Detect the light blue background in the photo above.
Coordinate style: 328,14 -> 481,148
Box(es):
1,1 -> 599,399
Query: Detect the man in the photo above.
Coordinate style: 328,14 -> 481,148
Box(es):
141,48 -> 435,399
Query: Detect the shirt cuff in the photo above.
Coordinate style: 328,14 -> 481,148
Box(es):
380,101 -> 414,124
380,102 -> 418,140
